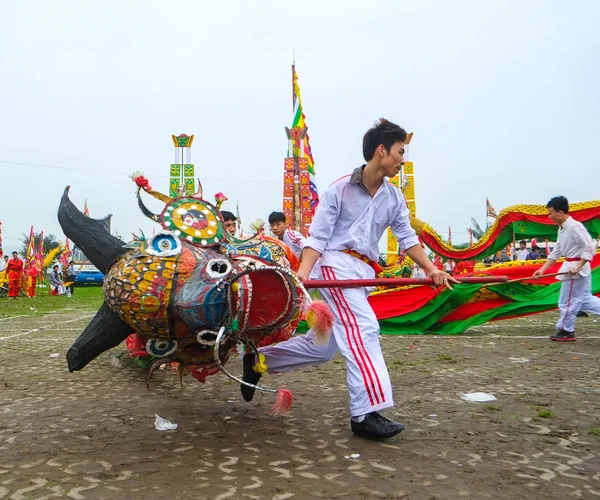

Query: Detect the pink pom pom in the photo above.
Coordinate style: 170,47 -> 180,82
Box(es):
269,388 -> 294,415
305,300 -> 334,345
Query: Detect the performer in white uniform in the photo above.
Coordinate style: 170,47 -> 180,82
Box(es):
533,196 -> 600,341
242,119 -> 453,440
268,211 -> 305,259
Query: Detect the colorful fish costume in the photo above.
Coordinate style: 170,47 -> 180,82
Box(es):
58,175 -> 332,412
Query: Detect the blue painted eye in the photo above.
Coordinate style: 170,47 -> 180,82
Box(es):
146,339 -> 177,357
146,231 -> 181,256
153,235 -> 176,251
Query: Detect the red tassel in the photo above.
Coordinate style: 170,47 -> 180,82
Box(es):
189,366 -> 220,383
131,173 -> 152,191
269,388 -> 294,415
305,300 -> 334,345
190,369 -> 208,383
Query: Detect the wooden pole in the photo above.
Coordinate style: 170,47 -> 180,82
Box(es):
303,276 -> 508,289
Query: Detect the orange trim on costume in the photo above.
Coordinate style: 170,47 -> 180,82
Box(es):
342,249 -> 383,275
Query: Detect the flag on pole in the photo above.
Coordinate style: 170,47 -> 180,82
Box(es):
291,65 -> 319,215
447,226 -> 452,245
469,227 -> 473,246
0,222 -> 3,257
59,238 -> 72,267
486,197 -> 497,218
83,200 -> 90,217
236,200 -> 243,237
25,226 -> 36,270
36,231 -> 45,274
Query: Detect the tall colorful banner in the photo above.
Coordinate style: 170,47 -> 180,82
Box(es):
236,201 -> 243,238
170,134 -> 195,198
486,197 -> 497,218
36,231 -> 45,273
25,226 -> 36,270
0,221 -> 3,257
60,238 -> 73,267
291,66 -> 319,215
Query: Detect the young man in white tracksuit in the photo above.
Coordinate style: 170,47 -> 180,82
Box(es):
268,211 -> 305,260
533,196 -> 600,341
242,119 -> 453,440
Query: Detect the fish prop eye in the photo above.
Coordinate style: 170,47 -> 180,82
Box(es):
206,258 -> 232,279
146,338 -> 178,356
146,231 -> 182,257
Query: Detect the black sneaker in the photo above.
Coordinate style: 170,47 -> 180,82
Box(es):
550,330 -> 576,342
577,311 -> 589,318
241,353 -> 262,402
351,412 -> 405,440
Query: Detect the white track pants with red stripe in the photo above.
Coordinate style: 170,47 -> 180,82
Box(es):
260,252 -> 393,417
557,274 -> 600,333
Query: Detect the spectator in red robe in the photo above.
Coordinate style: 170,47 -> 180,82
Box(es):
26,261 -> 41,297
7,251 -> 24,299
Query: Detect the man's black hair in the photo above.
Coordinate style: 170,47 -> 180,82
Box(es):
519,240 -> 527,245
362,118 -> 408,161
220,210 -> 236,222
547,196 -> 569,214
268,211 -> 287,224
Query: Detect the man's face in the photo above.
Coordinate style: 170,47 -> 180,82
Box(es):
520,242 -> 527,250
270,221 -> 287,239
3,256 -> 8,262
223,219 -> 237,236
379,141 -> 405,178
547,207 -> 566,225
11,253 -> 17,260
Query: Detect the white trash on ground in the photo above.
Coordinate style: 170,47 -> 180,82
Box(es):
108,352 -> 123,368
509,357 -> 530,363
344,453 -> 360,459
460,392 -> 497,403
154,415 -> 178,431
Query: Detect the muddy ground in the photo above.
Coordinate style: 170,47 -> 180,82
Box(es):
1,306 -> 600,499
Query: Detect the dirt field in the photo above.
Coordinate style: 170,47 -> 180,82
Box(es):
1,304 -> 600,499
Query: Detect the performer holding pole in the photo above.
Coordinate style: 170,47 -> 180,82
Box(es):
241,118 -> 456,440
532,196 -> 600,341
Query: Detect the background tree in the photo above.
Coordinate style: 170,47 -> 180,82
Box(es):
19,232 -> 61,256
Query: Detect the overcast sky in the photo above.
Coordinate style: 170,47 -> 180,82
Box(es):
1,0 -> 598,255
